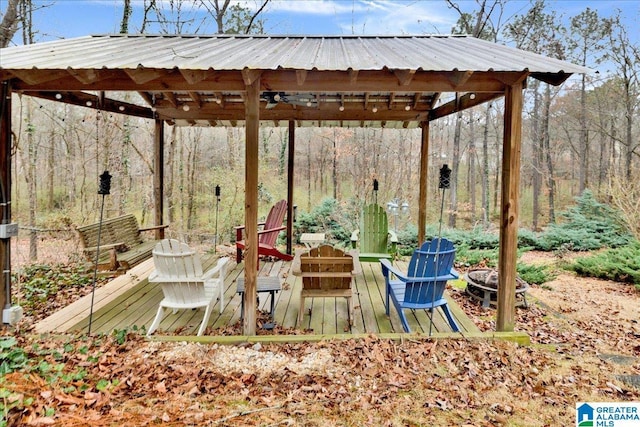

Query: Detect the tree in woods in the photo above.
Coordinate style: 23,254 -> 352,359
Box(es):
447,0 -> 505,228
567,8 -> 611,194
504,0 -> 565,228
199,0 -> 270,34
603,12 -> 639,182
0,0 -> 20,47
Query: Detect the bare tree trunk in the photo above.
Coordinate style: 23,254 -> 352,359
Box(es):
332,131 -> 338,200
481,104 -> 491,227
542,85 -> 556,224
531,81 -> 543,230
166,126 -> 177,223
186,136 -> 198,231
307,137 -> 311,210
0,0 -> 20,48
120,0 -> 132,33
624,88 -> 633,181
47,127 -> 55,210
448,111 -> 462,227
25,103 -> 37,260
468,111 -> 476,223
578,75 -> 589,193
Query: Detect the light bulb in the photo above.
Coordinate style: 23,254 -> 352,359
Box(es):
183,104 -> 190,111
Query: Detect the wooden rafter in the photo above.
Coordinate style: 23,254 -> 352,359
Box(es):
180,69 -> 209,85
429,91 -> 504,121
188,91 -> 202,108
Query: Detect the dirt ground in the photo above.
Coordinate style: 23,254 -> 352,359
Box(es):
3,238 -> 640,426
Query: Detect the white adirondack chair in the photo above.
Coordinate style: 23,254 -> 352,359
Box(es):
147,239 -> 229,336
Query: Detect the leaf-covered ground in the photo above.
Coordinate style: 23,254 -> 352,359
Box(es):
2,244 -> 639,426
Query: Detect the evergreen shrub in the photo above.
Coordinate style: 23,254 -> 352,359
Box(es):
540,190 -> 632,251
396,224 -> 418,256
516,263 -> 557,285
569,241 -> 640,286
293,198 -> 353,246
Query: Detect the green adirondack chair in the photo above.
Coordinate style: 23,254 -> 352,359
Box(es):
350,203 -> 398,262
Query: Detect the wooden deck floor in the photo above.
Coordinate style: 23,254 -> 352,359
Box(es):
35,255 -> 481,337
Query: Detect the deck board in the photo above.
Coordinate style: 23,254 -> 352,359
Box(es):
35,255 -> 480,337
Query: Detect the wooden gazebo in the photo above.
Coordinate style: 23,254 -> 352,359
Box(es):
0,34 -> 590,334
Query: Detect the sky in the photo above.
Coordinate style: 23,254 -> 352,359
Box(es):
9,0 -> 639,46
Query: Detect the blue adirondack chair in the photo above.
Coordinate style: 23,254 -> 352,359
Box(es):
380,238 -> 460,333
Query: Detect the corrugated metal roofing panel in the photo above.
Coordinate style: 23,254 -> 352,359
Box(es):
0,34 -> 591,74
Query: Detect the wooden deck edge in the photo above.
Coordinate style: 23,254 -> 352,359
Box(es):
147,330 -> 530,345
33,259 -> 155,333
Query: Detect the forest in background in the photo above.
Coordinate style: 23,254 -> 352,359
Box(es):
1,0 -> 638,262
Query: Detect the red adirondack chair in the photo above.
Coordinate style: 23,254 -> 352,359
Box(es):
235,199 -> 293,264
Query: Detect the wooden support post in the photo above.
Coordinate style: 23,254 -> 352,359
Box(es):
418,122 -> 430,245
286,120 -> 295,255
497,82 -> 524,332
153,119 -> 165,239
243,77 -> 260,336
0,81 -> 12,313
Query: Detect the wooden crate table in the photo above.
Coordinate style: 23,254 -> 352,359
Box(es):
236,277 -> 282,328
300,233 -> 326,249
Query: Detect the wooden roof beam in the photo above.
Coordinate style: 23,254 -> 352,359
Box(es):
388,92 -> 396,109
66,68 -> 117,85
494,72 -> 529,87
413,93 -> 421,109
10,70 -> 70,85
241,68 -> 262,86
138,91 -> 154,106
124,67 -> 164,84
20,90 -> 154,119
348,69 -> 358,84
10,70 -> 518,93
296,70 -> 308,86
163,91 -> 178,108
429,91 -> 503,120
180,69 -> 209,85
448,70 -> 474,89
393,69 -> 416,86
429,92 -> 442,109
188,91 -> 203,108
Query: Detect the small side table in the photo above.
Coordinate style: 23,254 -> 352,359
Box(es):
236,277 -> 282,327
300,233 -> 326,249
